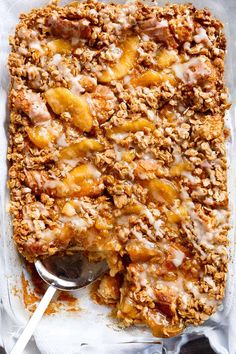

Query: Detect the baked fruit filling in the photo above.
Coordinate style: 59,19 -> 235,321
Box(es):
8,0 -> 229,337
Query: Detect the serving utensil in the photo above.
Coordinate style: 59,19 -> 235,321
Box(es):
10,253 -> 108,354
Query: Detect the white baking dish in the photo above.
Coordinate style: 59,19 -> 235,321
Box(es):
0,0 -> 235,353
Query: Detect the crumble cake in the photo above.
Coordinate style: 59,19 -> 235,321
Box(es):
8,0 -> 230,337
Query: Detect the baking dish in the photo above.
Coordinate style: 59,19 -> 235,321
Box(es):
0,0 -> 236,353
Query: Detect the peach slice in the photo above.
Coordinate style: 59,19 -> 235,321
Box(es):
65,1 -> 79,7
63,164 -> 100,183
27,122 -> 62,149
45,87 -> 93,132
121,204 -> 144,215
131,69 -> 176,87
126,240 -> 158,262
166,205 -> 188,223
170,162 -> 192,177
61,201 -> 77,217
59,139 -> 104,160
63,164 -> 102,197
159,104 -> 176,121
145,309 -> 183,337
25,165 -> 102,198
98,36 -> 139,83
109,118 -> 155,135
27,126 -> 55,148
118,296 -> 139,319
134,160 -> 159,179
122,151 -> 135,162
47,39 -> 72,54
148,179 -> 178,205
157,49 -> 177,69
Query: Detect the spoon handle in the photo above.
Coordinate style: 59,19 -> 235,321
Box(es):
10,285 -> 57,354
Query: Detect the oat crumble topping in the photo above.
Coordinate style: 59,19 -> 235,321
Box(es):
8,0 -> 230,337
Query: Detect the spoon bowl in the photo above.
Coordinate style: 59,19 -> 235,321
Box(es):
35,252 -> 108,291
10,252 -> 108,354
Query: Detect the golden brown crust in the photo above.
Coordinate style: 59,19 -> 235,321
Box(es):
8,0 -> 230,337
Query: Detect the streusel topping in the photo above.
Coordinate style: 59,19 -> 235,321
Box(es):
8,0 -> 229,337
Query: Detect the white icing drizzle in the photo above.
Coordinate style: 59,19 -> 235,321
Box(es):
204,276 -> 217,291
172,249 -> 185,267
59,215 -> 88,230
194,27 -> 211,47
57,133 -> 68,147
69,75 -> 84,95
113,144 -> 125,161
181,293 -> 190,308
29,40 -> 43,53
37,229 -> 56,242
142,34 -> 150,42
49,57 -> 84,95
142,152 -> 155,160
87,165 -> 101,179
25,92 -> 51,122
111,132 -> 129,141
144,208 -> 156,225
106,43 -> 123,60
180,190 -> 227,251
51,53 -> 62,65
123,75 -> 131,84
44,180 -> 60,189
18,46 -> 28,55
147,110 -> 156,121
144,208 -> 164,238
172,57 -> 210,85
186,281 -> 217,306
172,146 -> 182,163
61,158 -> 80,168
182,171 -> 199,184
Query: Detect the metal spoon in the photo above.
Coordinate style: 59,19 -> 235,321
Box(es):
10,253 -> 108,354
